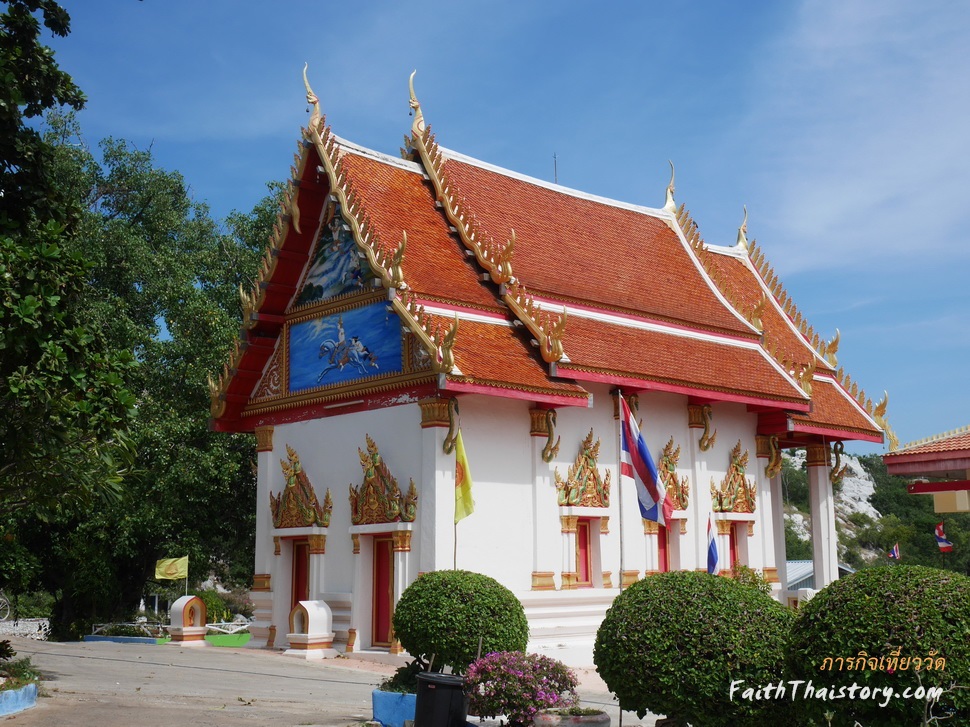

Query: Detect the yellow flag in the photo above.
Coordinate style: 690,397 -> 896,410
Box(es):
155,556 -> 189,580
454,430 -> 474,523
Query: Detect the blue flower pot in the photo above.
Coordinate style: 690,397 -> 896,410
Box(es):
372,688 -> 417,727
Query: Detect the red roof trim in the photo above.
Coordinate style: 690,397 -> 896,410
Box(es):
442,379 -> 590,408
541,297 -> 761,344
786,421 -> 885,444
554,366 -> 810,412
907,480 -> 970,494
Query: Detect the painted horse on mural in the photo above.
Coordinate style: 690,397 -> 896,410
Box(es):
317,317 -> 379,382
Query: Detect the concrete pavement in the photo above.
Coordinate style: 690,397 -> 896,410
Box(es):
4,637 -> 655,726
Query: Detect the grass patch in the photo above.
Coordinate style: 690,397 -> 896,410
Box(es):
205,633 -> 251,647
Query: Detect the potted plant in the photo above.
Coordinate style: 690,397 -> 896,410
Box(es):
372,661 -> 420,727
464,651 -> 579,727
534,706 -> 610,725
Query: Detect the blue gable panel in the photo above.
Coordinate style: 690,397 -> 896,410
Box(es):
288,302 -> 403,392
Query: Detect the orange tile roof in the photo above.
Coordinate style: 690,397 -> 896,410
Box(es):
427,313 -> 588,402
555,314 -> 808,408
213,101 -> 888,444
336,146 -> 499,311
886,426 -> 970,457
441,151 -> 757,338
790,378 -> 883,441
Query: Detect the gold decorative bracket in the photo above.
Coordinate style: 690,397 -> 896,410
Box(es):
541,409 -> 561,463
443,398 -> 460,454
698,404 -> 717,451
830,441 -> 849,485
765,435 -> 782,479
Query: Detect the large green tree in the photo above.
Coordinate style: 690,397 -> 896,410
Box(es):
0,0 -> 136,519
4,112 -> 272,633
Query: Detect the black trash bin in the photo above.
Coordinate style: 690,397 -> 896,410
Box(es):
414,672 -> 467,727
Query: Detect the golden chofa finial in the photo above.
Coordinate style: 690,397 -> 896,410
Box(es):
824,328 -> 840,367
408,70 -> 425,136
303,63 -> 321,130
663,160 -> 676,213
736,205 -> 748,250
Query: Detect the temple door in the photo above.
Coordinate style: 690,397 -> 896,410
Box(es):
658,525 -> 669,573
372,535 -> 394,647
576,518 -> 592,587
291,538 -> 310,611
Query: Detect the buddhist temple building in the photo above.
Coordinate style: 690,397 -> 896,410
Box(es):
210,70 -> 895,663
884,426 -> 970,513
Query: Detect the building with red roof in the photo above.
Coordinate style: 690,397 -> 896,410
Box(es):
210,71 -> 894,662
884,426 -> 970,513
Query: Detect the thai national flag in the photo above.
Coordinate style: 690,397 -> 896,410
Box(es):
707,515 -> 719,575
888,542 -> 901,560
619,396 -> 673,528
935,522 -> 954,553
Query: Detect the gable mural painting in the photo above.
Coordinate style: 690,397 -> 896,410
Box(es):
295,203 -> 377,306
288,301 -> 403,392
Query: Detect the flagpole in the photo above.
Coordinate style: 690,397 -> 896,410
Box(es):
454,521 -> 458,570
616,391 -> 625,592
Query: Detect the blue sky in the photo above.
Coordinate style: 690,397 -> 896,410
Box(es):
47,1 -> 970,453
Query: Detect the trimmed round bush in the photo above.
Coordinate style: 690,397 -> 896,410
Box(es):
392,570 -> 528,672
787,565 -> 970,726
594,571 -> 794,726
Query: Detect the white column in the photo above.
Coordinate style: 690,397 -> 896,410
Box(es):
770,473 -> 787,591
807,444 -> 838,588
754,436 -> 777,576
530,409 -> 560,591
249,426 -> 276,647
688,404 -> 713,573
418,399 -> 453,573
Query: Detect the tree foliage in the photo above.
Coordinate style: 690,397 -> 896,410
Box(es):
788,566 -> 970,725
853,454 -> 970,576
0,0 -> 135,520
1,109 -> 270,634
594,571 -> 795,726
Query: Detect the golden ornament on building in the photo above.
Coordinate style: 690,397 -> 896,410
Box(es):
658,436 -> 690,510
711,440 -> 757,513
555,429 -> 611,508
349,434 -> 418,525
270,445 -> 333,528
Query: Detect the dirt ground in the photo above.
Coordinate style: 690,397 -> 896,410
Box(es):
3,637 -> 654,726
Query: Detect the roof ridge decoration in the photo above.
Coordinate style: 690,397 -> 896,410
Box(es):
407,72 -> 566,364
747,239 -> 898,449
897,423 -> 970,452
662,161 -> 677,213
302,66 -> 457,374
674,203 -> 765,336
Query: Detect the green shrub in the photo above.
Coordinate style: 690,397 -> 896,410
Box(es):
731,564 -> 772,596
391,570 -> 528,673
594,571 -> 794,726
193,589 -> 227,624
379,661 -> 422,694
0,640 -> 14,662
787,566 -> 970,726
